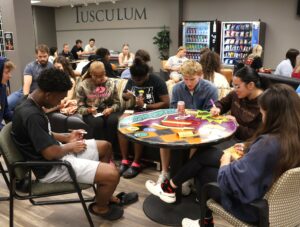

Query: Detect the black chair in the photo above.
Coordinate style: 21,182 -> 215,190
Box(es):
0,123 -> 96,227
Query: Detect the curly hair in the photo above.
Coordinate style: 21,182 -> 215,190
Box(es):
37,68 -> 72,92
199,51 -> 221,82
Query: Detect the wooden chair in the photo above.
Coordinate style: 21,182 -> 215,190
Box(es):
220,68 -> 233,84
201,167 -> 300,227
0,123 -> 96,227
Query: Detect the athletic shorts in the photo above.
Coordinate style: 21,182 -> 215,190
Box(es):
40,139 -> 100,184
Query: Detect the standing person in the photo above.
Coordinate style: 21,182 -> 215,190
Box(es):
118,58 -> 170,179
274,48 -> 299,77
118,43 -> 135,67
146,66 -> 264,204
71,39 -> 85,60
8,44 -> 53,111
147,60 -> 218,186
84,38 -> 97,55
164,46 -> 188,84
121,49 -> 151,79
11,68 -> 129,220
48,47 -> 58,64
182,84 -> 300,227
199,50 -> 231,99
76,61 -> 122,152
0,57 -> 15,130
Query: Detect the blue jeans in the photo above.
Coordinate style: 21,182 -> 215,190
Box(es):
8,89 -> 24,111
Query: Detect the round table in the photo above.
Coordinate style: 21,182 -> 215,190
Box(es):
118,109 -> 237,226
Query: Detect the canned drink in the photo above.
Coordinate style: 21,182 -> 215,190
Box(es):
177,101 -> 185,115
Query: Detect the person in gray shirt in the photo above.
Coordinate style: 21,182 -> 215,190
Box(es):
8,44 -> 53,111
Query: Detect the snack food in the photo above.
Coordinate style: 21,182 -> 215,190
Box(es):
224,146 -> 243,160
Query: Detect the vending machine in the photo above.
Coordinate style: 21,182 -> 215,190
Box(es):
221,21 -> 265,65
182,20 -> 220,61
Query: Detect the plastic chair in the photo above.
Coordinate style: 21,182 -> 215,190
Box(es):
201,167 -> 300,227
0,123 -> 96,227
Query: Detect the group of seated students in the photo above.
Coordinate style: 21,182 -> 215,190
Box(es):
1,42 -> 300,226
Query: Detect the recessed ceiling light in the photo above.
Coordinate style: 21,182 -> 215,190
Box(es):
31,0 -> 41,4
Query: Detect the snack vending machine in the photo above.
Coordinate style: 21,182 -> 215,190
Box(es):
182,20 -> 220,60
221,21 -> 265,65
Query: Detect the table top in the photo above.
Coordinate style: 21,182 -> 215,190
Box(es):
118,109 -> 237,149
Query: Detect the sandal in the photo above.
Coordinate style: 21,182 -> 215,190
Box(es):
110,192 -> 138,206
88,202 -> 124,221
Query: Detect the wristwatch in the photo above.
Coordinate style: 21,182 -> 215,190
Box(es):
143,103 -> 147,110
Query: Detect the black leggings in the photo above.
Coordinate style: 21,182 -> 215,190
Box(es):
172,138 -> 238,186
83,112 -> 122,151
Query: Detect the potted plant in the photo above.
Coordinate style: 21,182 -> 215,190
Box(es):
153,26 -> 171,62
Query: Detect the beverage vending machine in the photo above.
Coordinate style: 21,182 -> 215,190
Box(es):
221,21 -> 265,65
182,20 -> 220,60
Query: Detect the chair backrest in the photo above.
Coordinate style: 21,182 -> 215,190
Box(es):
0,122 -> 27,180
264,167 -> 300,226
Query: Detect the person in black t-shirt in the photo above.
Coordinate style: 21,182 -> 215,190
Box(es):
11,68 -> 127,220
118,57 -> 170,179
71,39 -> 85,60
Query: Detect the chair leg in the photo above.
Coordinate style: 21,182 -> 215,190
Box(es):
76,189 -> 94,227
9,180 -> 14,227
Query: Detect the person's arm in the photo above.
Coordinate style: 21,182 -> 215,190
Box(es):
146,94 -> 170,110
235,114 -> 262,140
76,80 -> 92,115
170,85 -> 179,108
122,79 -> 135,101
23,75 -> 32,95
215,91 -> 234,114
202,85 -> 218,111
217,135 -> 280,203
118,53 -> 123,66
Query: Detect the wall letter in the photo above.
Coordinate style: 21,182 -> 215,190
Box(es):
105,9 -> 114,21
96,10 -> 104,21
124,8 -> 133,20
135,7 -> 147,20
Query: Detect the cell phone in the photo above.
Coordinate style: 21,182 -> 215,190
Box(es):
93,112 -> 104,117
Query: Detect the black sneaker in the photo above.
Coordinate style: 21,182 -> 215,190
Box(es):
119,163 -> 129,176
122,166 -> 141,179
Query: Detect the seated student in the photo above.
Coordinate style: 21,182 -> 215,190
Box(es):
83,48 -> 118,78
146,66 -> 264,203
121,49 -> 151,79
0,57 -> 15,130
8,44 -> 53,111
164,46 -> 188,84
11,68 -> 137,221
84,38 -> 97,55
182,83 -> 300,227
118,43 -> 135,67
76,61 -> 122,152
118,58 -> 170,179
244,44 -> 264,71
48,47 -> 58,64
199,50 -> 231,99
275,48 -> 299,77
148,60 -> 218,185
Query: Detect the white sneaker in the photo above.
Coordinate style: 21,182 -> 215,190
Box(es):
157,172 -> 170,184
145,180 -> 176,203
182,218 -> 200,227
182,179 -> 192,196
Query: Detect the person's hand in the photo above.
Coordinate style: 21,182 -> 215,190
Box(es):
69,129 -> 86,142
220,152 -> 232,167
234,143 -> 245,152
68,140 -> 87,154
135,96 -> 144,108
171,66 -> 180,72
88,107 -> 97,115
123,90 -> 135,100
225,115 -> 238,126
102,107 -> 113,116
210,106 -> 221,116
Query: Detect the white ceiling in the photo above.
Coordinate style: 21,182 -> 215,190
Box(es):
31,0 -> 122,8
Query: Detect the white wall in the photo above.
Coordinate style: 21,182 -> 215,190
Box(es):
55,0 -> 179,72
183,0 -> 300,69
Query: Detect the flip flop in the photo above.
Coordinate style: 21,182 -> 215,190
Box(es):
111,192 -> 139,206
88,202 -> 124,221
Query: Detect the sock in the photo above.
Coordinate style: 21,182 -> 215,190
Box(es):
131,162 -> 141,168
121,159 -> 130,165
161,179 -> 175,193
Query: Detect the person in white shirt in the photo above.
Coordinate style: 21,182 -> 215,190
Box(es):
164,46 -> 188,84
118,43 -> 135,67
274,48 -> 299,77
84,38 -> 97,55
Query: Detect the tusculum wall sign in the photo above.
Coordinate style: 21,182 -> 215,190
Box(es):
74,6 -> 147,23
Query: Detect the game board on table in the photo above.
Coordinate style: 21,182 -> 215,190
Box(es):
118,109 -> 237,148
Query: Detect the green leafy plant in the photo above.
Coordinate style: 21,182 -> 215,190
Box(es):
153,26 -> 171,60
